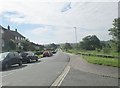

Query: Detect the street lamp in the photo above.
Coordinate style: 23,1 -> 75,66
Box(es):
74,27 -> 77,44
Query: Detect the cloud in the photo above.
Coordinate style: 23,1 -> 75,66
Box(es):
0,2 -> 118,28
23,25 -> 112,44
61,2 -> 72,12
0,1 -> 118,44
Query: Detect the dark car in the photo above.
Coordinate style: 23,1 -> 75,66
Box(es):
0,52 -> 22,70
52,49 -> 57,54
43,51 -> 53,57
20,52 -> 38,63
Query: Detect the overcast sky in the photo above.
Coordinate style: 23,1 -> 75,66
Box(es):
0,0 -> 119,44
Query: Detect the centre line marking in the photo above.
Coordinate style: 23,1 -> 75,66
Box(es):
50,66 -> 70,87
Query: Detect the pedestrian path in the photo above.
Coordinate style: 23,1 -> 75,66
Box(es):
61,68 -> 118,86
67,53 -> 119,78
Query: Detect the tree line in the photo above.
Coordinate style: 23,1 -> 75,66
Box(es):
4,38 -> 59,52
63,18 -> 120,54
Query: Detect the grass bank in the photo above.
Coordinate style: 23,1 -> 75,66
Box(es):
65,49 -> 119,67
83,56 -> 119,67
67,49 -> 118,57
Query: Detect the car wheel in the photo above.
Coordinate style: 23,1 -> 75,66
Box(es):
36,59 -> 38,61
4,63 -> 9,70
19,60 -> 22,66
28,59 -> 32,63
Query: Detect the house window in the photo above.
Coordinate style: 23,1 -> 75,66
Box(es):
23,38 -> 25,40
15,36 -> 17,40
18,37 -> 20,40
2,39 -> 4,47
1,29 -> 4,34
18,43 -> 21,46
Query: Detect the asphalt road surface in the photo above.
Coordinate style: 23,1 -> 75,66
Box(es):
1,51 -> 70,86
0,51 -> 119,87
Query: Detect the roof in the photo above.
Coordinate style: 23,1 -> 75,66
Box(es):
10,30 -> 25,38
1,25 -> 25,38
0,25 -> 7,31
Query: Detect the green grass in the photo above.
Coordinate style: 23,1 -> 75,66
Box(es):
83,56 -> 120,67
37,54 -> 43,58
66,49 -> 119,67
67,49 -> 119,58
67,49 -> 77,54
79,50 -> 119,56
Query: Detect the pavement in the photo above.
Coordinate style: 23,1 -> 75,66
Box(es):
61,53 -> 119,86
67,53 -> 119,78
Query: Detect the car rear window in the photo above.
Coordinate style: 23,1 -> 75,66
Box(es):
21,53 -> 28,57
0,52 -> 9,61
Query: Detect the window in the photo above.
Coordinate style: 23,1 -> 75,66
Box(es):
8,53 -> 14,58
14,52 -> 19,57
2,39 -> 4,47
18,37 -> 20,40
1,29 -> 4,34
23,38 -> 24,40
21,37 -> 22,40
15,36 -> 17,40
18,43 -> 21,46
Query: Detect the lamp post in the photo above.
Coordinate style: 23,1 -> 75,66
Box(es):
74,27 -> 77,45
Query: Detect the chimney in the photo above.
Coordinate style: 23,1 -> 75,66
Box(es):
8,25 -> 10,30
15,29 -> 17,32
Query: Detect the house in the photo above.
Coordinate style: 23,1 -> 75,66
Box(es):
1,25 -> 26,52
0,25 -> 4,53
30,42 -> 44,50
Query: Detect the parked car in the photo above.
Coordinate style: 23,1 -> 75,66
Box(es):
43,51 -> 53,57
35,51 -> 43,55
0,52 -> 22,70
20,52 -> 38,63
52,49 -> 57,54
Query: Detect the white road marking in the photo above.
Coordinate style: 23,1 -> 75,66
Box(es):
50,66 -> 70,87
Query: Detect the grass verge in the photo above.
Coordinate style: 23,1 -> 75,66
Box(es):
37,54 -> 43,58
83,56 -> 120,68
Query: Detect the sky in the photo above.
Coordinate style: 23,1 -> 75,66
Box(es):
0,0 -> 119,44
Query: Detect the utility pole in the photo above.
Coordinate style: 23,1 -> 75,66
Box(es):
74,27 -> 78,51
74,27 -> 77,44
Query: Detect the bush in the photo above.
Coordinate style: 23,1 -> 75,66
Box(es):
102,47 -> 111,54
35,51 -> 43,55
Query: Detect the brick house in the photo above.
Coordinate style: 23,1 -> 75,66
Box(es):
0,25 -> 4,53
1,25 -> 25,52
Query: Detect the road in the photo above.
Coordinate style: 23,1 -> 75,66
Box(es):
0,51 -> 119,87
1,51 -> 70,86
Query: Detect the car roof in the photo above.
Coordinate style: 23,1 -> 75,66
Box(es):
22,51 -> 33,53
0,52 -> 10,55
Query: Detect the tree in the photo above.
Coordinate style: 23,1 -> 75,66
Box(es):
50,43 -> 57,50
80,35 -> 101,50
64,43 -> 72,51
45,43 -> 58,50
108,18 -> 120,52
8,39 -> 16,50
21,39 -> 35,51
38,45 -> 45,51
